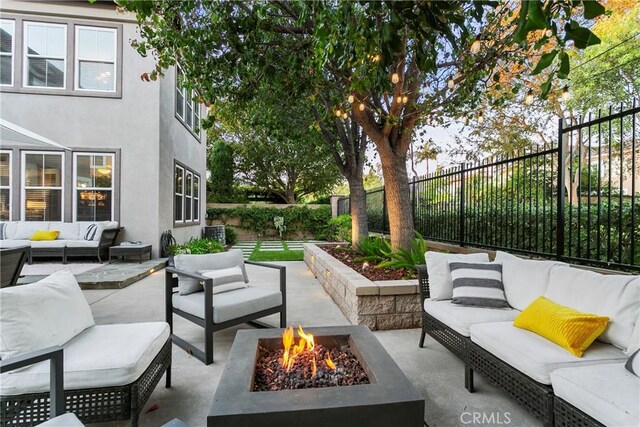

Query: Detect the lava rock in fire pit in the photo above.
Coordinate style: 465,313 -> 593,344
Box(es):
253,344 -> 370,391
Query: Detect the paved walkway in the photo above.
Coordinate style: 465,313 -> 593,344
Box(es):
232,240 -> 325,258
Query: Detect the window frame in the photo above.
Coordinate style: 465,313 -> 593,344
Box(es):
72,152 -> 115,222
23,21 -> 67,90
0,150 -> 12,221
0,19 -> 15,87
174,64 -> 202,141
74,25 -> 117,93
173,161 -> 201,227
21,150 -> 65,221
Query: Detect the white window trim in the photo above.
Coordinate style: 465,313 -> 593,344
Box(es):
21,151 -> 65,221
72,152 -> 115,221
1,150 -> 12,220
175,164 -> 185,224
23,21 -> 67,90
0,19 -> 15,87
175,64 -> 201,138
193,174 -> 200,221
74,25 -> 117,93
185,170 -> 193,222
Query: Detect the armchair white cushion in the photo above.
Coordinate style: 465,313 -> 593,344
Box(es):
0,270 -> 94,359
495,250 -> 567,310
425,251 -> 489,300
545,266 -> 640,350
0,322 -> 169,395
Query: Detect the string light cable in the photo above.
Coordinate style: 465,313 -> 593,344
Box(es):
573,32 -> 640,70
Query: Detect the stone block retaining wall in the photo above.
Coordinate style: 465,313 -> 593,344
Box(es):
304,243 -> 422,330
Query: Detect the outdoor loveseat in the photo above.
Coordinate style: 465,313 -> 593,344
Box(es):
417,250 -> 639,427
0,221 -> 122,263
0,270 -> 171,427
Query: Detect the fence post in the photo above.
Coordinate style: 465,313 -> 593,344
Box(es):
556,118 -> 565,260
382,187 -> 387,234
459,163 -> 465,247
412,176 -> 417,231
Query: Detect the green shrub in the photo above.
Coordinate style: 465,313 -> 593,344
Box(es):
377,232 -> 427,272
321,214 -> 352,242
224,226 -> 238,246
355,236 -> 391,262
170,238 -> 225,255
207,205 -> 331,239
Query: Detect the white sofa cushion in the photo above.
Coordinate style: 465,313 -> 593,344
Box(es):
174,250 -> 249,295
39,413 -> 84,427
470,322 -> 627,384
0,271 -> 95,359
172,286 -> 282,324
2,222 -> 19,239
14,222 -> 50,239
495,251 -> 567,311
0,322 -> 169,395
0,239 -> 31,248
551,363 -> 640,427
425,251 -> 489,300
65,240 -> 100,248
54,222 -> 80,240
423,299 -> 519,337
30,240 -> 67,248
545,266 -> 640,350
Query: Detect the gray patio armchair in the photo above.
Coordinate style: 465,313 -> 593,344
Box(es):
0,346 -> 83,426
0,246 -> 29,288
165,249 -> 286,365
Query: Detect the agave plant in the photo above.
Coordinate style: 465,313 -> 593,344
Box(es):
355,236 -> 391,262
377,232 -> 427,273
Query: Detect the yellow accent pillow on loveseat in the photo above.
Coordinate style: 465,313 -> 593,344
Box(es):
514,296 -> 609,357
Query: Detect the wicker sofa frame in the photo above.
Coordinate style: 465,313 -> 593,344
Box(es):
166,260 -> 286,365
0,339 -> 171,427
417,264 -> 556,427
553,396 -> 604,427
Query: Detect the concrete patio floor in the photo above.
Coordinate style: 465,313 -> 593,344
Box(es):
86,261 -> 539,427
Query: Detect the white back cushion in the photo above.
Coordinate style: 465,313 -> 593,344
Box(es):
496,251 -> 567,311
14,222 -> 49,239
425,251 -> 489,300
3,222 -> 19,239
174,250 -> 249,295
0,270 -> 95,359
55,222 -> 80,240
546,266 -> 640,350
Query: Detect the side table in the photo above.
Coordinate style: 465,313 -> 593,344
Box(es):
109,244 -> 152,264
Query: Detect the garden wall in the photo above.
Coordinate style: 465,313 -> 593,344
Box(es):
304,243 -> 422,330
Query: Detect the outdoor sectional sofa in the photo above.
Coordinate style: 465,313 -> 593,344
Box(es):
0,221 -> 122,263
417,250 -> 640,427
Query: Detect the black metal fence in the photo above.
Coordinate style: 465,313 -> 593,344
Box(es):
340,101 -> 639,271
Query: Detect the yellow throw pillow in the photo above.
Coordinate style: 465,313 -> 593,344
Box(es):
513,296 -> 609,357
30,230 -> 60,241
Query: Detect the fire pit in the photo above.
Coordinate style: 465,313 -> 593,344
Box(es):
208,325 -> 424,427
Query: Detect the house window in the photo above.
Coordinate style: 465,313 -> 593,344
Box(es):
75,26 -> 116,92
0,20 -> 14,86
0,152 -> 11,220
24,22 -> 66,88
175,65 -> 201,137
74,153 -> 114,221
174,163 -> 200,224
174,165 -> 184,222
22,152 -> 63,221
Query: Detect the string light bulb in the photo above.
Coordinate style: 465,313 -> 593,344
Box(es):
448,78 -> 455,89
402,95 -> 409,104
545,29 -> 553,37
342,112 -> 348,119
358,103 -> 365,111
391,73 -> 400,84
372,54 -> 381,63
348,94 -> 355,104
562,86 -> 571,101
525,90 -> 534,105
335,109 -> 342,117
470,38 -> 481,54
477,112 -> 484,124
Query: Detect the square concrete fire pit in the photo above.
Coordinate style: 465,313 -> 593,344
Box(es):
208,325 -> 424,427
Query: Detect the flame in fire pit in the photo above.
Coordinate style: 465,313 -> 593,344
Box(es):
281,326 -> 336,376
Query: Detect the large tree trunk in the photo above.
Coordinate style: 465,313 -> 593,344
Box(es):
377,144 -> 414,250
348,174 -> 368,245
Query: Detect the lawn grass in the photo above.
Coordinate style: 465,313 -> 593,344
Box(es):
248,241 -> 304,261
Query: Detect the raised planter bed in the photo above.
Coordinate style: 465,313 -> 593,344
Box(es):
304,243 -> 421,330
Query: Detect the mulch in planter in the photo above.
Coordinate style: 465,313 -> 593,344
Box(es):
321,245 -> 416,281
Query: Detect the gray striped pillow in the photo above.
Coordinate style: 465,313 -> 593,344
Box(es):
449,262 -> 509,308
